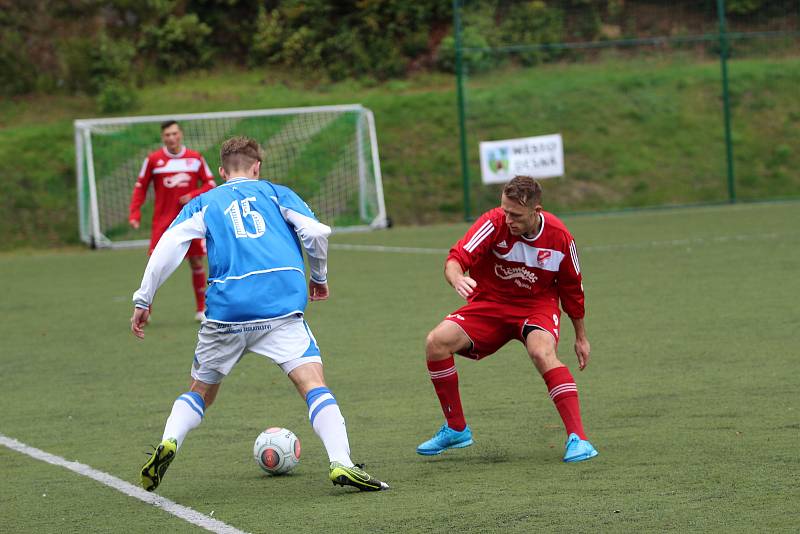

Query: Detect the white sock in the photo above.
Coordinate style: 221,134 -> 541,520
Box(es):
305,387 -> 353,467
162,392 -> 205,450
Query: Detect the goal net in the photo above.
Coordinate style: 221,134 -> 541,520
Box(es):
74,104 -> 387,248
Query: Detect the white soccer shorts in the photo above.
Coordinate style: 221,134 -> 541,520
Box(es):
190,314 -> 322,384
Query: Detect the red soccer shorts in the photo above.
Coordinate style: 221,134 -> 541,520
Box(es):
148,227 -> 206,257
443,298 -> 561,360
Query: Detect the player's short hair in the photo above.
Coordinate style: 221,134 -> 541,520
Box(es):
160,120 -> 179,131
503,176 -> 543,207
220,136 -> 263,173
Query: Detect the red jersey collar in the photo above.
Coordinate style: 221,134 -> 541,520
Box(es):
162,146 -> 187,159
520,212 -> 546,242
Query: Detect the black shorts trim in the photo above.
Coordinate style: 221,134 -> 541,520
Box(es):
522,324 -> 547,340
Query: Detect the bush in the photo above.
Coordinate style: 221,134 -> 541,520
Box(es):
281,26 -> 323,71
318,30 -> 368,80
0,31 -> 37,96
250,8 -> 285,66
249,0 -> 451,80
499,1 -> 565,66
97,80 -> 137,113
139,14 -> 213,73
89,35 -> 136,95
60,37 -> 94,94
437,28 -> 493,74
726,0 -> 769,15
323,31 -> 404,80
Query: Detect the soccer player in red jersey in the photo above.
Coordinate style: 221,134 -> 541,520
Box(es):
417,175 -> 598,462
128,120 -> 217,321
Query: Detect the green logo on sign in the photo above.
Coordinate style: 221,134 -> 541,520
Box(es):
489,148 -> 509,174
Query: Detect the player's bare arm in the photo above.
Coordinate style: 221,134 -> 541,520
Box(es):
570,317 -> 590,371
445,259 -> 476,300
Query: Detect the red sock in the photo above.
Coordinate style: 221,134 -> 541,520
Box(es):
191,266 -> 206,312
427,356 -> 466,431
543,366 -> 587,440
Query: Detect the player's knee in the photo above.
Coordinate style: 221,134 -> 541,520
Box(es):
528,346 -> 557,368
424,330 -> 438,354
425,330 -> 449,360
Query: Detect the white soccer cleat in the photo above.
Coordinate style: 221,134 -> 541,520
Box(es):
194,311 -> 206,322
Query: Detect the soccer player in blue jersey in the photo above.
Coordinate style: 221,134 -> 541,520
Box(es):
131,136 -> 389,492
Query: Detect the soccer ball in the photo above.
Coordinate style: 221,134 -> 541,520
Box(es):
253,427 -> 301,475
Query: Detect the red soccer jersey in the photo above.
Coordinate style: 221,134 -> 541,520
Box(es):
447,208 -> 585,319
129,146 -> 216,240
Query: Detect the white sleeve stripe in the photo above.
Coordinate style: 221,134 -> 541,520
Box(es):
464,226 -> 494,252
465,224 -> 493,253
569,242 -> 581,273
570,241 -> 580,274
463,220 -> 493,251
464,221 -> 495,253
138,157 -> 149,179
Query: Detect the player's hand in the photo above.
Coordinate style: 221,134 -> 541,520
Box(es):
574,336 -> 591,371
129,219 -> 140,229
131,307 -> 150,339
178,193 -> 192,205
309,280 -> 329,301
453,275 -> 477,300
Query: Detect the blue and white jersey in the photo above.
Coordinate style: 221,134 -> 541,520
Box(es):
133,177 -> 331,323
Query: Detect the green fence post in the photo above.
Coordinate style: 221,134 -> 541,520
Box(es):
717,0 -> 736,203
453,0 -> 472,220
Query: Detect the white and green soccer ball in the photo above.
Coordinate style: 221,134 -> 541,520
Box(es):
253,427 -> 301,475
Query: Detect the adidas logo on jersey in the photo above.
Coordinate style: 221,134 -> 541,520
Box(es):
497,240 -> 508,248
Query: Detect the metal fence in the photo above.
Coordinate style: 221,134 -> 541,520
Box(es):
452,0 -> 800,219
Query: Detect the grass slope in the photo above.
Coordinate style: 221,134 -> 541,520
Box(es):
1,55 -> 798,249
1,202 -> 799,532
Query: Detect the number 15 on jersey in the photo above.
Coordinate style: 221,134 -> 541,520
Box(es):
224,197 -> 266,239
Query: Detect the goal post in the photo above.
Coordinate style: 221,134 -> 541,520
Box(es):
74,104 -> 388,248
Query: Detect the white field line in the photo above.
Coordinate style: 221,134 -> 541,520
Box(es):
0,434 -> 247,534
330,231 -> 789,256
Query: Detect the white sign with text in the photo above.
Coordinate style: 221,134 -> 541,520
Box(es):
479,133 -> 564,184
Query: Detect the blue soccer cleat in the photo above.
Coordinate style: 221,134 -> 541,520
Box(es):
563,433 -> 598,463
416,424 -> 474,455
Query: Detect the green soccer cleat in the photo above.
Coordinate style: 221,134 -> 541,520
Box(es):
329,462 -> 390,492
140,438 -> 177,492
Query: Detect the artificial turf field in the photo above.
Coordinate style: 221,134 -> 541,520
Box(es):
1,201 -> 798,533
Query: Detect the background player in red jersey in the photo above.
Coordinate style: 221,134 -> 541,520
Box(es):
128,120 -> 217,321
417,175 -> 599,462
